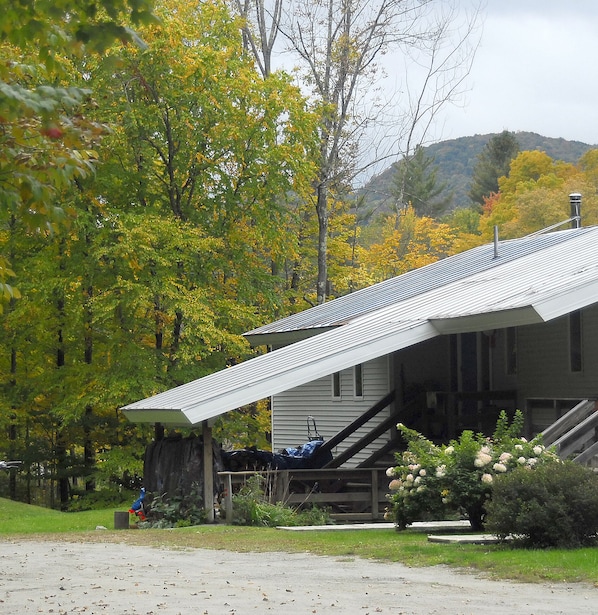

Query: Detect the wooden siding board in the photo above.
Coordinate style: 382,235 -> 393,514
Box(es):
272,356 -> 391,467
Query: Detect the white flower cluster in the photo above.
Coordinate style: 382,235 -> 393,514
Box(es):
472,444 -> 491,467
387,411 -> 563,529
387,463 -> 428,495
473,438 -> 556,481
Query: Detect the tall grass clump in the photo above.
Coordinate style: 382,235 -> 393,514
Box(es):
230,474 -> 331,527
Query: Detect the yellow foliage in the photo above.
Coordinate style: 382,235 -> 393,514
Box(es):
360,207 -> 459,283
578,149 -> 598,190
479,150 -> 593,240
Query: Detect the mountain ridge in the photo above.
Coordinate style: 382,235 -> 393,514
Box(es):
360,131 -> 595,215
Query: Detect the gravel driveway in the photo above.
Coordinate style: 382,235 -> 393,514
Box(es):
1,539 -> 596,614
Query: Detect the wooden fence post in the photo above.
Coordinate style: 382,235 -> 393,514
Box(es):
223,473 -> 233,524
203,421 -> 214,522
371,469 -> 379,520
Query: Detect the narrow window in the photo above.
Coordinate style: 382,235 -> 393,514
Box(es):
332,372 -> 341,399
353,364 -> 363,398
570,311 -> 583,372
506,327 -> 517,375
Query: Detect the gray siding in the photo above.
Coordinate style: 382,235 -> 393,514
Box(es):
517,304 -> 598,400
271,304 -> 598,462
491,305 -> 598,433
271,356 -> 390,467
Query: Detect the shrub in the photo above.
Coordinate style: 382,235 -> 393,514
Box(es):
141,484 -> 207,528
67,487 -> 137,512
386,410 -> 560,530
485,461 -> 598,548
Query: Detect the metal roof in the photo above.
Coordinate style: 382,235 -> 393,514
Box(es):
244,227 -> 594,345
122,226 -> 598,426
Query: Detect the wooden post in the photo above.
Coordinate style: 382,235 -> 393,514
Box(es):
223,473 -> 233,524
203,420 -> 214,522
370,469 -> 379,521
114,511 -> 130,529
276,470 -> 289,504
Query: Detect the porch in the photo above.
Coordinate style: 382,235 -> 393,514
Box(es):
218,388 -> 520,523
218,393 -> 598,524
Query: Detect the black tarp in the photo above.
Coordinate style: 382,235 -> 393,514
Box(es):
143,433 -> 224,501
222,439 -> 332,472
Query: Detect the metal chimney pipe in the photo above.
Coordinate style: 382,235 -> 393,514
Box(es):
493,225 -> 499,258
569,192 -> 582,228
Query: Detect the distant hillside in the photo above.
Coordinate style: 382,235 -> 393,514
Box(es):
360,132 -> 595,215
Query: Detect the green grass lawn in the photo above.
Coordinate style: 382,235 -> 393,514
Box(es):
1,497 -> 596,586
0,497 -> 119,533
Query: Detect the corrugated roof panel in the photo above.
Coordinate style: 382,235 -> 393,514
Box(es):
122,226 -> 598,425
344,229 -> 598,327
245,227 -> 595,339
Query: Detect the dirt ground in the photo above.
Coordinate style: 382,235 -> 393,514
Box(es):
0,538 -> 596,615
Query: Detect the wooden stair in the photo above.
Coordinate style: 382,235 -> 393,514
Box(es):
541,399 -> 598,466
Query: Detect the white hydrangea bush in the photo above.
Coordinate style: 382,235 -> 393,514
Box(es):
385,410 -> 560,530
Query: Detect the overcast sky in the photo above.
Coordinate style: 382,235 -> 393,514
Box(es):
437,0 -> 598,145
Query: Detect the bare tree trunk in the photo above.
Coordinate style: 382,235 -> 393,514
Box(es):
234,0 -> 283,78
83,257 -> 96,492
56,290 -> 70,511
315,182 -> 329,304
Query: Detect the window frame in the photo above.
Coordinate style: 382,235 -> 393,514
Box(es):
353,364 -> 364,399
331,371 -> 341,399
569,310 -> 583,373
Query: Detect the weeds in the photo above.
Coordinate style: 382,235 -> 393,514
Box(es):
230,474 -> 331,527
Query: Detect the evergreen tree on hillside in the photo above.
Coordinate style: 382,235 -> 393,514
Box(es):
391,146 -> 452,218
469,131 -> 519,206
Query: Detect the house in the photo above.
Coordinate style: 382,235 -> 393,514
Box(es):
122,215 -> 598,517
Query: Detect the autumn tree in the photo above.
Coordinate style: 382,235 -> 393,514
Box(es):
0,203 -> 124,506
85,0 -> 318,447
578,149 -> 598,191
360,206 -> 458,282
0,0 -> 319,506
90,0 -> 316,311
235,0 -> 480,304
468,130 -> 519,207
0,0 -> 158,506
0,0 -> 157,305
477,150 -> 598,240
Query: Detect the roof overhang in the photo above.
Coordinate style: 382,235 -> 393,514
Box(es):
121,319 -> 437,426
532,275 -> 598,321
121,408 -> 194,427
430,306 -> 544,334
121,227 -> 598,427
245,326 -> 337,348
